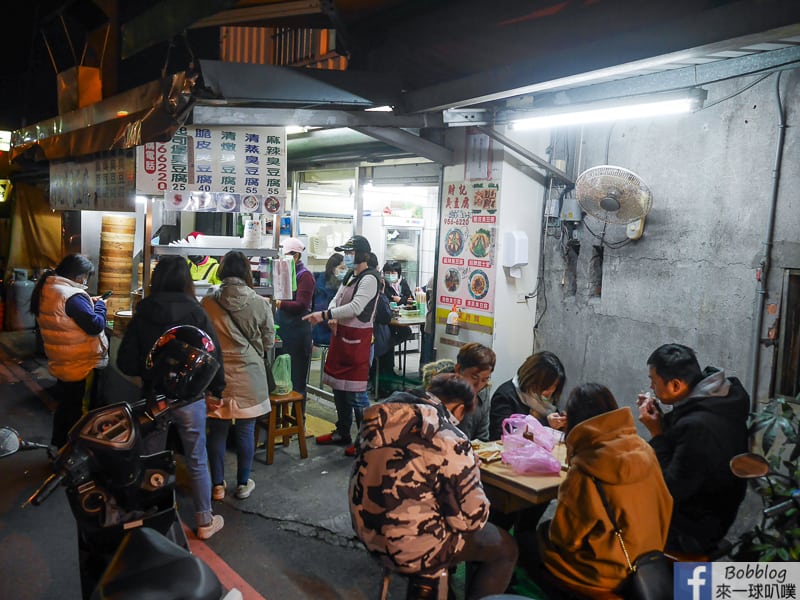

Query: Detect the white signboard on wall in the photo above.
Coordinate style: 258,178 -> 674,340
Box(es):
135,125 -> 286,201
50,149 -> 136,211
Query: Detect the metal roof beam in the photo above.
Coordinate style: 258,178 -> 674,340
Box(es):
192,106 -> 444,128
352,127 -> 454,166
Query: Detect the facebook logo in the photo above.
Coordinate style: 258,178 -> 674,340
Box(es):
675,563 -> 712,600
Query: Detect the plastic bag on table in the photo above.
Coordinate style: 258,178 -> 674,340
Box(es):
501,413 -> 558,452
501,443 -> 562,475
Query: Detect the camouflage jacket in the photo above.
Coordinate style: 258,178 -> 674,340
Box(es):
348,390 -> 489,574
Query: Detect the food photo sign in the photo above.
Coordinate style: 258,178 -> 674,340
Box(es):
135,125 -> 286,215
437,181 -> 499,334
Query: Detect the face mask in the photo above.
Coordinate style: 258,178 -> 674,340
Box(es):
335,269 -> 347,281
343,254 -> 355,269
386,274 -> 398,283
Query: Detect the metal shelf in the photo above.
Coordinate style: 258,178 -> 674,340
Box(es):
153,246 -> 279,258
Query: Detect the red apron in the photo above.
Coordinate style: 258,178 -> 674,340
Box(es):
323,323 -> 373,392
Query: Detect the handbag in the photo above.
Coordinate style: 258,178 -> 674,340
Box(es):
215,298 -> 277,394
593,478 -> 673,600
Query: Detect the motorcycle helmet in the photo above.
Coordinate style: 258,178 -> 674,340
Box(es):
145,325 -> 220,402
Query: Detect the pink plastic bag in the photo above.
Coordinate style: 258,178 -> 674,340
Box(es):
501,443 -> 562,475
501,414 -> 557,452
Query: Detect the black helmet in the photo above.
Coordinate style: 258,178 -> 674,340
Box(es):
145,326 -> 220,401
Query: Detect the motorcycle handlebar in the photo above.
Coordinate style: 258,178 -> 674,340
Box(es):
28,472 -> 65,506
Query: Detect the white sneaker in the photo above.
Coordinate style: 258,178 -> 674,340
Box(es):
197,514 -> 224,540
212,481 -> 226,501
235,479 -> 255,499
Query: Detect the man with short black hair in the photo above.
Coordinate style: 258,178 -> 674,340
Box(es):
638,343 -> 749,555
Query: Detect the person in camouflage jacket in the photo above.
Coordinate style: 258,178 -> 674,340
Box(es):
349,374 -> 518,599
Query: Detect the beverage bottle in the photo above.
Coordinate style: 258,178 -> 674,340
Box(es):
445,303 -> 460,335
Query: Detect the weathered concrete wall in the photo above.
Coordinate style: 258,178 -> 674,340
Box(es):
535,71 -> 800,415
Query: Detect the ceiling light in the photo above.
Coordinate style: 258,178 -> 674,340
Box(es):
366,106 -> 393,112
510,90 -> 705,131
285,125 -> 306,135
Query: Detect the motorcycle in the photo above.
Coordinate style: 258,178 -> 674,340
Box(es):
0,394 -> 240,599
730,452 -> 800,561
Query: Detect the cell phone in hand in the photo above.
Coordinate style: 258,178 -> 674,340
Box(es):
100,290 -> 113,300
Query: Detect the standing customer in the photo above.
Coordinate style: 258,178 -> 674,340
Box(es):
30,254 -> 109,448
117,255 -> 226,540
274,237 -> 315,411
201,251 -> 275,501
526,383 -> 672,597
311,253 -> 345,347
304,235 -> 380,448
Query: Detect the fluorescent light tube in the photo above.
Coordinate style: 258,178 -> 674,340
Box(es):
511,97 -> 696,130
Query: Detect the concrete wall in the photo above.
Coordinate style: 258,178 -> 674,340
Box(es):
533,71 -> 800,417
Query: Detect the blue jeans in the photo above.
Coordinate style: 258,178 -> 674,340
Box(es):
207,417 -> 256,486
171,400 -> 213,526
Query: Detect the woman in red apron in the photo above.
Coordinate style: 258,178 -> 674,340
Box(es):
304,235 -> 380,449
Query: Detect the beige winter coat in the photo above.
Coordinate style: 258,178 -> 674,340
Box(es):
201,278 -> 275,419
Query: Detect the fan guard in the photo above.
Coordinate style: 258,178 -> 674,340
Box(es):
575,165 -> 653,225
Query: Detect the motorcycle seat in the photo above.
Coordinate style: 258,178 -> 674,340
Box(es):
91,526 -> 222,600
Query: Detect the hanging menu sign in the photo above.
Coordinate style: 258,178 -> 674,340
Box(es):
49,149 -> 137,211
135,125 -> 287,213
437,181 -> 499,332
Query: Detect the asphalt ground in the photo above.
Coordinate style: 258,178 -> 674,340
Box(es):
0,330 -> 411,600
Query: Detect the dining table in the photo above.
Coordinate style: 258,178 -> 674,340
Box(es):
477,442 -> 568,513
388,311 -> 427,387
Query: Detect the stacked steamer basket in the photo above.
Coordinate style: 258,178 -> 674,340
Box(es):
98,215 -> 135,318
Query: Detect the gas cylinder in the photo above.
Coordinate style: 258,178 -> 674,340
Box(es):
7,270 -> 36,331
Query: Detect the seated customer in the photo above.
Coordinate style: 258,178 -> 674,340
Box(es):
638,343 -> 749,555
489,351 -> 567,441
487,352 -> 567,536
525,383 -> 672,597
420,343 -> 496,442
350,373 -> 517,600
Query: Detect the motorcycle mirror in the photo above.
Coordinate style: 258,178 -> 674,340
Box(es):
730,452 -> 770,478
0,427 -> 22,457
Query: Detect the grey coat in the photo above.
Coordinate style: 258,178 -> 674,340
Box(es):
201,278 -> 275,419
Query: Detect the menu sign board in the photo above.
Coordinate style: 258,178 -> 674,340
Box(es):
49,149 -> 136,211
437,181 -> 499,331
135,125 -> 287,210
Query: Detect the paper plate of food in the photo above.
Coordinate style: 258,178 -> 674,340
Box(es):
471,440 -> 503,463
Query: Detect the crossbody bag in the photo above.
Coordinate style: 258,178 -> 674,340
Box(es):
592,477 -> 673,600
214,298 -> 276,393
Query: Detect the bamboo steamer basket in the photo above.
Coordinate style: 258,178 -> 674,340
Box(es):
98,215 -> 135,314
